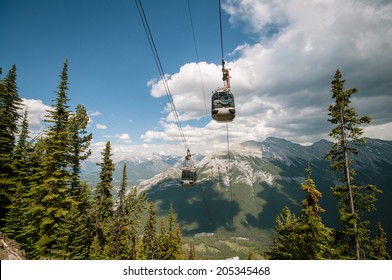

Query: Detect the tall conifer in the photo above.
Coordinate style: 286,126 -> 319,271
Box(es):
4,110 -> 31,239
326,69 -> 381,259
107,163 -> 132,259
297,164 -> 334,259
370,222 -> 390,260
125,187 -> 147,259
90,141 -> 114,259
138,202 -> 158,260
0,65 -> 22,227
37,60 -> 74,258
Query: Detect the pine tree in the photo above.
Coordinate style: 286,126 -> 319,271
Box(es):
18,138 -> 46,259
326,69 -> 381,259
107,163 -> 132,259
4,110 -> 31,239
37,59 -> 73,258
268,166 -> 334,260
166,204 -> 183,260
89,141 -> 114,259
370,222 -> 390,260
0,65 -> 23,227
157,219 -> 169,259
68,104 -> 92,198
138,202 -> 158,260
268,207 -> 301,259
297,164 -> 334,259
125,187 -> 147,259
65,104 -> 92,259
65,182 -> 92,260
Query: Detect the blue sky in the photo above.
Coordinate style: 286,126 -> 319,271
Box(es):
1,0 -> 392,161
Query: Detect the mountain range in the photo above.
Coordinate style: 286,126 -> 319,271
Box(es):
81,137 -> 392,258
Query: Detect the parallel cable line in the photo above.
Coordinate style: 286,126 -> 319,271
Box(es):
135,0 -> 193,166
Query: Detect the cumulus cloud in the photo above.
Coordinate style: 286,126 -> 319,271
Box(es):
90,111 -> 101,117
116,133 -> 132,143
143,0 -> 392,150
20,98 -> 51,135
96,123 -> 107,130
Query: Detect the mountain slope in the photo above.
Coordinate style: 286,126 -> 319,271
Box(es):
133,137 -> 392,255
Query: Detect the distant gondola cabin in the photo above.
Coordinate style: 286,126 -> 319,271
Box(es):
211,88 -> 235,122
181,168 -> 197,187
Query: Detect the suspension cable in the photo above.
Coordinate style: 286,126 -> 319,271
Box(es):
220,0 -> 234,225
218,0 -> 225,63
187,0 -> 209,120
135,0 -> 193,164
226,122 -> 234,225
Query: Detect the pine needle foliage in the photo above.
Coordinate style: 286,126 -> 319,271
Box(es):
326,69 -> 381,259
268,165 -> 333,259
138,202 -> 158,260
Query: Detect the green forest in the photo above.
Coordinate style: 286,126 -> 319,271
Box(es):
0,61 -> 390,260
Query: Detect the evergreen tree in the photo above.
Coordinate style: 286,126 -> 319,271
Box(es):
66,104 -> 92,259
166,204 -> 183,260
107,163 -> 132,259
370,222 -> 390,260
4,110 -> 31,239
326,69 -> 381,259
268,207 -> 301,259
89,141 -> 114,259
157,219 -> 169,259
0,65 -> 23,227
18,138 -> 46,259
125,187 -> 147,259
89,234 -> 105,260
297,164 -> 334,259
138,202 -> 158,260
37,60 -> 73,258
64,182 -> 92,260
268,166 -> 333,260
68,104 -> 92,198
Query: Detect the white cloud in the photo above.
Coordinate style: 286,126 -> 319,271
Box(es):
90,111 -> 101,117
19,98 -> 51,135
363,122 -> 392,140
143,0 -> 392,150
116,133 -> 132,143
96,123 -> 107,130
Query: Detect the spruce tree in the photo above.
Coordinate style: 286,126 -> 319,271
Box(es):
65,181 -> 92,260
0,65 -> 23,227
90,141 -> 114,259
125,187 -> 147,259
37,59 -> 73,258
157,219 -> 169,259
166,204 -> 183,260
138,202 -> 158,260
68,104 -> 92,198
107,163 -> 132,259
326,69 -> 381,259
297,164 -> 334,259
65,104 -> 92,259
370,222 -> 390,260
19,138 -> 46,259
4,110 -> 31,239
268,207 -> 301,259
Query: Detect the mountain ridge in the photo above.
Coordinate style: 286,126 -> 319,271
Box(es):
81,137 -> 392,256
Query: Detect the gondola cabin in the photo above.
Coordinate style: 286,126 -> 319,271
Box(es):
181,168 -> 197,187
211,88 -> 235,122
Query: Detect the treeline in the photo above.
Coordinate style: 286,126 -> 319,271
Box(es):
0,61 -> 186,260
266,70 -> 390,260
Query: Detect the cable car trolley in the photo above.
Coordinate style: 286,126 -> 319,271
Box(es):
211,60 -> 235,123
181,149 -> 197,187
